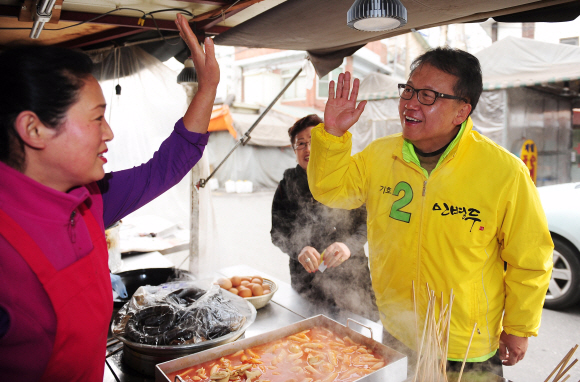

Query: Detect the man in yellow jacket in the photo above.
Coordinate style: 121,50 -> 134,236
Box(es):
307,47 -> 553,376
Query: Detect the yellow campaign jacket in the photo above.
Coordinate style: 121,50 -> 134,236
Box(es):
307,118 -> 553,360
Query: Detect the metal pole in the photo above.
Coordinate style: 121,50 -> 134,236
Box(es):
189,162 -> 201,276
198,66 -> 303,188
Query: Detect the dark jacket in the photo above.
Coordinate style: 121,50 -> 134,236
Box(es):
271,165 -> 378,320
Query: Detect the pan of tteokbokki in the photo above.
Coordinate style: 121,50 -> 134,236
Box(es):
156,314 -> 407,382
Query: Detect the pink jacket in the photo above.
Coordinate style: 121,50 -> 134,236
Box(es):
0,119 -> 208,380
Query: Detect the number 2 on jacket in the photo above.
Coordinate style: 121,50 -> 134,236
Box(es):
389,182 -> 413,223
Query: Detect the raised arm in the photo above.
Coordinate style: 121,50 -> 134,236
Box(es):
324,71 -> 367,137
175,13 -> 219,133
307,72 -> 369,210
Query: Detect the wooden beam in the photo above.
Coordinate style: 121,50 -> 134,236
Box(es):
56,26 -> 143,48
198,2 -> 250,30
191,0 -> 263,22
59,11 -> 179,31
172,0 -> 231,4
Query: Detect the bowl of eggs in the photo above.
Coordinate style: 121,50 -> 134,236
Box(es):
216,275 -> 278,310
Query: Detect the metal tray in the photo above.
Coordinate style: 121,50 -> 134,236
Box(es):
155,314 -> 407,382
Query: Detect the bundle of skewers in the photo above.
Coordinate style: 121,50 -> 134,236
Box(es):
412,282 -> 451,382
412,282 -> 479,382
544,345 -> 579,382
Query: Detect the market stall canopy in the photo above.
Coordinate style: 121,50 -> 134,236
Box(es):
474,36 -> 580,90
213,0 -> 580,76
0,0 -> 579,74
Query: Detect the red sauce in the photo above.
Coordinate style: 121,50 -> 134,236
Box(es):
167,326 -> 386,382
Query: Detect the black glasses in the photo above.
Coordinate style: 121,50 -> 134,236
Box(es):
398,84 -> 468,106
294,140 -> 311,150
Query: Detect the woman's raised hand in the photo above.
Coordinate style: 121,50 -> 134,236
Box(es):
175,13 -> 220,91
176,13 -> 219,133
323,71 -> 366,137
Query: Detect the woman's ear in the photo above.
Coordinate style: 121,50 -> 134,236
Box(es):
14,111 -> 54,149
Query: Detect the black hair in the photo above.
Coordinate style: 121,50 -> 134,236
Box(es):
288,114 -> 323,148
0,45 -> 94,170
410,47 -> 483,115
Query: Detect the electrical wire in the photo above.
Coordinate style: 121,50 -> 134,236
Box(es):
0,7 -> 197,46
0,7 -> 147,30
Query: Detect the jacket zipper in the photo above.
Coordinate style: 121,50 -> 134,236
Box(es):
69,210 -> 77,243
416,179 -> 428,297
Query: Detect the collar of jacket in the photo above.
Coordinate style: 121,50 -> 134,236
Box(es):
399,117 -> 473,178
0,161 -> 92,223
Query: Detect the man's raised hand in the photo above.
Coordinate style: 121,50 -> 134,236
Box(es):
323,71 -> 366,137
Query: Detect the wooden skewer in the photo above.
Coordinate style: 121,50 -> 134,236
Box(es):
457,323 -> 477,382
559,375 -> 570,382
548,345 -> 578,382
545,347 -> 577,382
555,359 -> 578,382
414,291 -> 433,382
545,349 -> 572,382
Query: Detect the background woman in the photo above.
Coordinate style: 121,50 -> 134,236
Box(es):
0,14 -> 217,381
270,114 -> 378,321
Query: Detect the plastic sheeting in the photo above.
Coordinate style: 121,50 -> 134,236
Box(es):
206,131 -> 296,190
472,86 -> 572,186
89,46 -> 220,272
350,73 -> 401,154
475,36 -> 580,90
112,282 -> 247,346
232,109 -> 298,147
470,90 -> 506,145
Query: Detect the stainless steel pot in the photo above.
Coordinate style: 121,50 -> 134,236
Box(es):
114,287 -> 257,376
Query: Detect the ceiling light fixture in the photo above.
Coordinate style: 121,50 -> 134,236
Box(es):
30,0 -> 57,39
177,58 -> 198,84
347,0 -> 408,32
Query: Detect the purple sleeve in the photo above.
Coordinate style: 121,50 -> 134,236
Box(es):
97,118 -> 209,228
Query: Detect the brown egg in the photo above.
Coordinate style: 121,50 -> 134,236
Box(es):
230,276 -> 242,287
241,276 -> 252,282
228,288 -> 239,295
237,285 -> 249,291
240,280 -> 250,287
263,289 -> 271,295
246,283 -> 257,290
252,276 -> 263,283
217,277 -> 232,290
251,284 -> 264,296
251,278 -> 263,285
239,288 -> 252,298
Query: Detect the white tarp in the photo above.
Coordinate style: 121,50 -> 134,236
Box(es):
350,72 -> 402,154
93,46 -> 219,273
231,109 -> 297,147
475,36 -> 580,90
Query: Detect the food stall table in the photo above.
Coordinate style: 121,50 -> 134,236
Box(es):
106,264 -> 510,382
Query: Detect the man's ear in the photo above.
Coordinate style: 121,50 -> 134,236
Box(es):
453,103 -> 472,126
14,111 -> 54,150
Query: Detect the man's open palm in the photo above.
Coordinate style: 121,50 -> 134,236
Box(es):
324,72 -> 366,137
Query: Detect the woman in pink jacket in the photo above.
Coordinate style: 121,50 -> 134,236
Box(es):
0,15 -> 218,381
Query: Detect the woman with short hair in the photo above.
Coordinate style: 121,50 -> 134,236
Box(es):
270,114 -> 378,321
